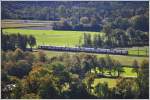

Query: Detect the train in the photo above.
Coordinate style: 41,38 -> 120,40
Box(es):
38,45 -> 128,55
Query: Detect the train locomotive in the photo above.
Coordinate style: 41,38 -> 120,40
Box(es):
38,45 -> 128,55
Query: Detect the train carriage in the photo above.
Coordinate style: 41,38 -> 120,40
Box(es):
38,45 -> 128,55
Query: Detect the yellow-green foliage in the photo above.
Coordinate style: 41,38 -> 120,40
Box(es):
93,78 -> 117,88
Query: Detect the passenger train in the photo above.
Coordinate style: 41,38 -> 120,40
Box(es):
38,45 -> 128,55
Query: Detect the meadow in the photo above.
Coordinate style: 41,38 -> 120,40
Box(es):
123,46 -> 149,56
92,67 -> 137,89
33,50 -> 148,66
3,28 -> 149,56
3,28 -> 148,66
3,29 -> 102,47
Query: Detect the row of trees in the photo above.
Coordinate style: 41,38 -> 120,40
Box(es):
81,27 -> 148,48
1,48 -> 149,99
52,18 -> 101,32
2,32 -> 36,51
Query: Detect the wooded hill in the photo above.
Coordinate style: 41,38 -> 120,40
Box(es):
2,1 -> 149,48
2,1 -> 148,32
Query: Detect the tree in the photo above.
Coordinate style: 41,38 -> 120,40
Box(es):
68,77 -> 96,99
105,55 -> 113,76
58,5 -> 66,18
23,66 -> 57,96
38,76 -> 60,99
90,17 -> 98,25
8,60 -> 31,78
93,34 -> 103,48
132,60 -> 139,77
103,24 -> 112,40
130,15 -> 149,32
113,29 -> 126,47
80,17 -> 90,24
94,82 -> 110,98
83,33 -> 92,47
81,60 -> 91,74
113,17 -> 130,30
126,27 -> 136,46
137,60 -> 149,98
114,60 -> 124,77
21,93 -> 40,99
51,61 -> 71,85
24,51 -> 35,64
38,51 -> 46,62
114,78 -> 139,99
17,34 -> 28,51
97,34 -> 103,47
14,48 -> 24,60
69,55 -> 83,78
98,57 -> 106,76
81,54 -> 97,73
28,35 -> 36,51
102,24 -> 113,48
84,73 -> 95,93
2,77 -> 23,99
2,33 -> 31,51
58,19 -> 72,30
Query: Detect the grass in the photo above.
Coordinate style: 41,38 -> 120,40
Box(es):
122,67 -> 137,77
92,67 -> 137,89
118,46 -> 149,56
92,67 -> 137,78
33,50 -> 149,66
126,46 -> 149,51
3,29 -> 102,47
92,78 -> 117,88
104,54 -> 148,66
128,49 -> 149,56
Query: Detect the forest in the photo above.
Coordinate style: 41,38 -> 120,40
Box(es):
1,1 -> 149,99
2,1 -> 149,32
1,47 -> 149,99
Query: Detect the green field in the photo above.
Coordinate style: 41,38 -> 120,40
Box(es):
122,67 -> 137,77
3,28 -> 148,66
3,28 -> 149,56
117,46 -> 149,56
128,49 -> 149,56
33,50 -> 148,66
93,78 -> 117,88
92,67 -> 137,88
3,28 -> 149,66
3,29 -> 102,47
92,67 -> 137,77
